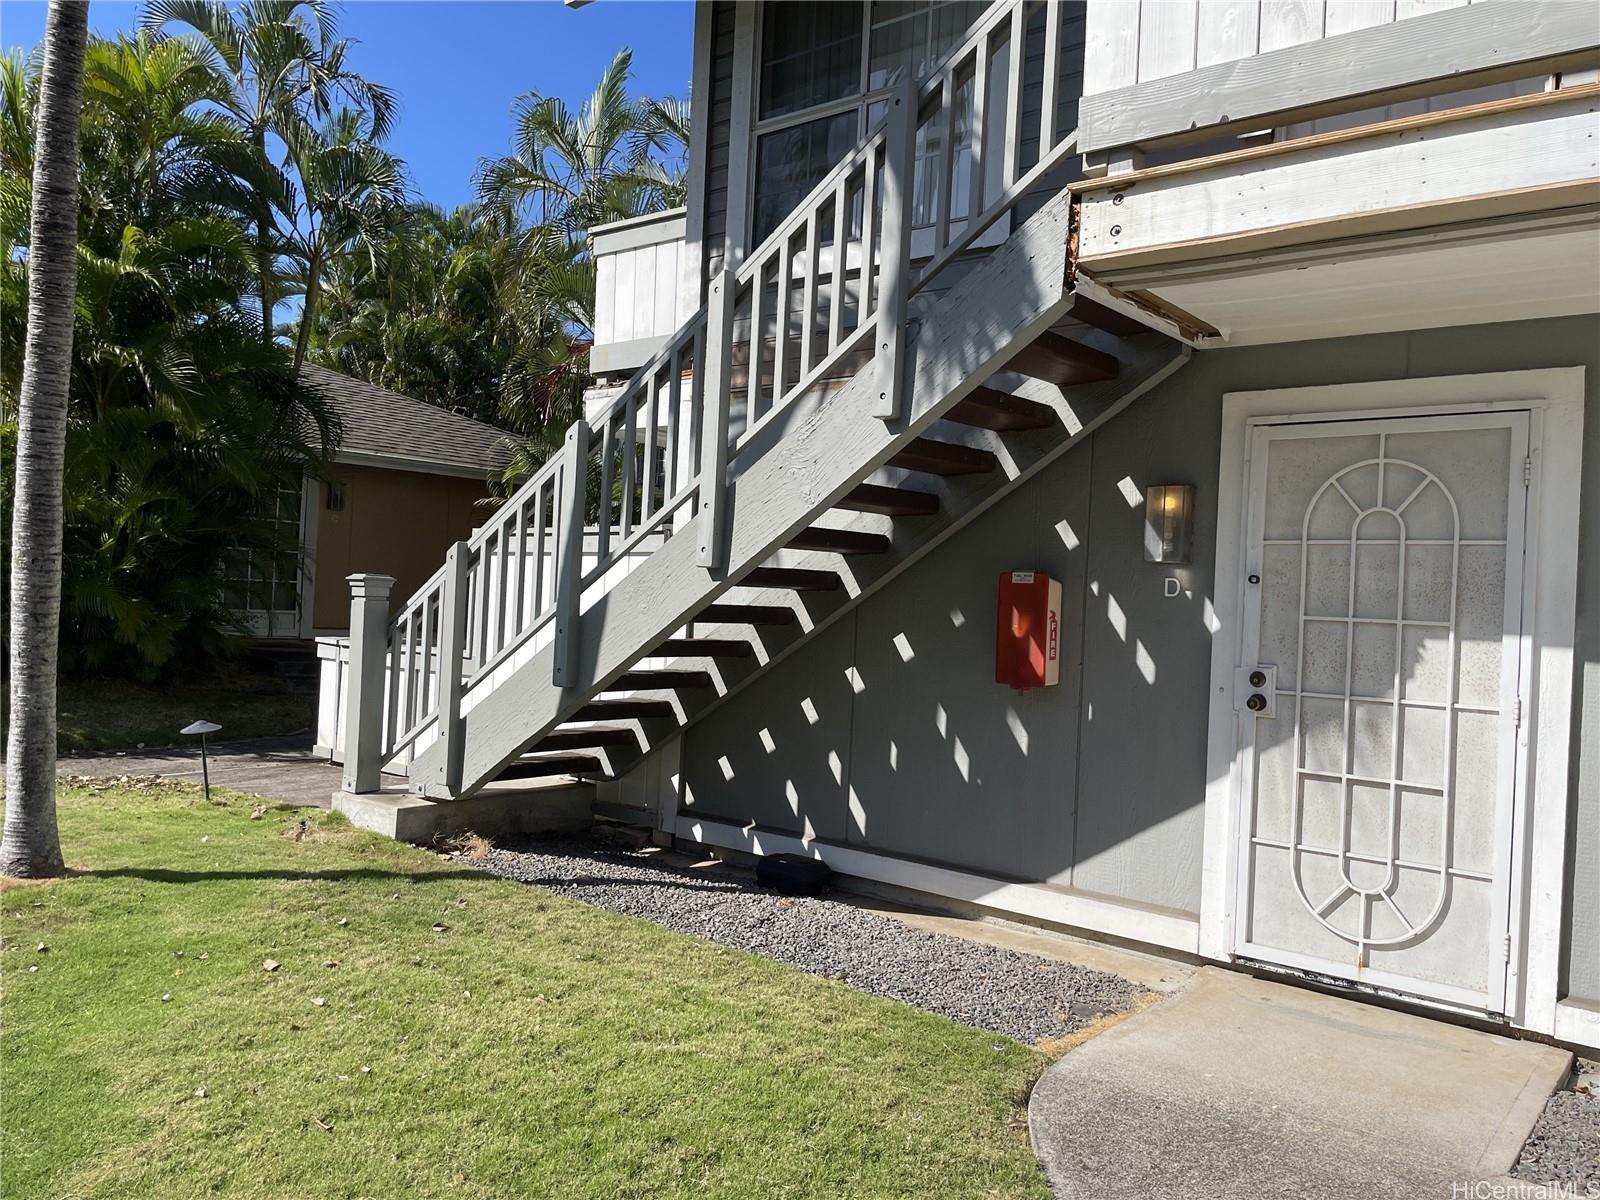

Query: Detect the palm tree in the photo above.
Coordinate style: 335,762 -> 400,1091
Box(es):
278,108 -> 407,368
476,48 -> 673,239
141,0 -> 396,344
472,49 -> 689,473
3,0 -> 90,878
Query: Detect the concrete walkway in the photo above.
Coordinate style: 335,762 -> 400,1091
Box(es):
57,735 -> 339,808
1028,967 -> 1571,1200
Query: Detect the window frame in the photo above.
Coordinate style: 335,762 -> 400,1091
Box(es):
744,1 -> 1008,262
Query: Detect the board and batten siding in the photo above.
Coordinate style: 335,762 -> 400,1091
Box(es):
1084,0 -> 1481,94
667,314 -> 1599,995
590,209 -> 691,374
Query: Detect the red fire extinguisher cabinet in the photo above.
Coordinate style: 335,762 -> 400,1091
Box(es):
996,570 -> 1062,689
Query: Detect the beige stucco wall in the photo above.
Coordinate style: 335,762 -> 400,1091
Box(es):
312,464 -> 493,631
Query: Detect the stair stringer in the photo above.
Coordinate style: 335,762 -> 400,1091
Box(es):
609,330 -> 1193,820
410,189 -> 1079,798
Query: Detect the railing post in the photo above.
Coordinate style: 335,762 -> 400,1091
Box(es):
433,542 -> 470,795
875,78 -> 916,422
340,573 -> 395,794
697,268 -> 735,570
551,417 -> 590,688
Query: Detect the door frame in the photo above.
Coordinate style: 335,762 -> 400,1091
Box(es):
1200,368 -> 1585,1036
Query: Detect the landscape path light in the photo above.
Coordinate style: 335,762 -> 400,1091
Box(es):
180,719 -> 223,802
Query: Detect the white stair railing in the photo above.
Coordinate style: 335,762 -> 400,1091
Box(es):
339,0 -> 1084,796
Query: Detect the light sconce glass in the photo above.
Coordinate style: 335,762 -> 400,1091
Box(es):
1144,484 -> 1195,564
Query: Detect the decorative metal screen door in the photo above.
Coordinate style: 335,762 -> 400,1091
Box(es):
1232,410 -> 1530,1012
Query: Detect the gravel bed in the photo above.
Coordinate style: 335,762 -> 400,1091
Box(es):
452,831 -> 1145,1045
1511,1057 -> 1599,1193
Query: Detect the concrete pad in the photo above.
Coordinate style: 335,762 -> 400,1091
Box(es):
842,900 -> 1194,993
1028,967 -> 1572,1200
333,778 -> 594,844
57,736 -> 340,808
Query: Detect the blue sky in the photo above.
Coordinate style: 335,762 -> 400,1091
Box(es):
0,0 -> 695,212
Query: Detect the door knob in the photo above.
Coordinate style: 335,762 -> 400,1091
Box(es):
1246,693 -> 1268,713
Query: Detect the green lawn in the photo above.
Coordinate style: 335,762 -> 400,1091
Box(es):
57,674 -> 314,755
0,783 -> 1051,1199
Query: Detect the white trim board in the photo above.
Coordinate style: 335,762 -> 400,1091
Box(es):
1199,368 -> 1586,1042
675,815 -> 1202,956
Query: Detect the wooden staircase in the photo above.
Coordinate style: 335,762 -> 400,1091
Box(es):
338,0 -> 1192,805
439,278 -> 1186,793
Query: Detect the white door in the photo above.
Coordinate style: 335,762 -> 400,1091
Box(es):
1232,410 -> 1530,1012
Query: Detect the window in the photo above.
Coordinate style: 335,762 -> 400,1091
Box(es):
224,478 -> 304,628
751,1 -> 992,243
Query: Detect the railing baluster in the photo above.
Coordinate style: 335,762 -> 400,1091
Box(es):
399,610 -> 416,732
697,269 -> 734,570
665,347 -> 684,505
492,518 -> 510,656
475,535 -> 492,665
772,231 -> 791,406
687,321 -> 706,495
551,418 -> 590,688
532,479 -> 548,620
859,146 -> 879,318
418,588 -> 436,716
597,412 -> 617,559
511,498 -> 528,639
799,209 -> 820,375
620,390 -> 638,538
1002,1 -> 1025,188
747,260 -> 765,423
641,372 -> 660,523
967,32 -> 989,233
828,180 -> 849,355
935,66 -> 957,254
875,79 -> 916,421
1041,0 -> 1062,153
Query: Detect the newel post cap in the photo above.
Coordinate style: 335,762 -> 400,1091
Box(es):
346,573 -> 396,600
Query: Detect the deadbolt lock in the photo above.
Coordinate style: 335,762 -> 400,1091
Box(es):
1234,665 -> 1278,719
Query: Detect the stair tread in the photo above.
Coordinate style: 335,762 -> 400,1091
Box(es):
572,698 -> 677,720
944,386 -> 1056,432
655,638 -> 756,658
610,669 -> 715,690
742,566 -> 843,591
696,603 -> 798,626
496,754 -> 607,781
836,483 -> 939,516
788,526 -> 892,555
535,725 -> 638,751
1005,330 -> 1119,387
888,436 -> 998,476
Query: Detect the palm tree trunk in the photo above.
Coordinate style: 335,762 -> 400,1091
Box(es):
2,0 -> 90,879
253,127 -> 274,346
293,247 -> 321,371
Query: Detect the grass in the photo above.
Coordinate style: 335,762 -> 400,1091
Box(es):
0,782 -> 1052,1200
57,673 -> 314,755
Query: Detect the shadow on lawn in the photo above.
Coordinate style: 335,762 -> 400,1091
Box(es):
78,867 -> 488,884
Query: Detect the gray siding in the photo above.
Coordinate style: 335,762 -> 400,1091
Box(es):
677,315 -> 1599,993
702,0 -> 737,282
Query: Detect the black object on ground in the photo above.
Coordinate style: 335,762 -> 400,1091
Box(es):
755,852 -> 832,895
